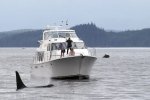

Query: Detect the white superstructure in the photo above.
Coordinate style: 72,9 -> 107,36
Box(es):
31,26 -> 97,79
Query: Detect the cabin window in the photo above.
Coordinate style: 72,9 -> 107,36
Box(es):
44,32 -> 53,40
58,43 -> 67,50
58,32 -> 78,38
51,44 -> 57,50
52,33 -> 58,38
66,33 -> 70,37
44,32 -> 49,40
47,44 -> 51,51
51,43 -> 67,50
72,42 -> 86,49
37,52 -> 44,61
58,33 -> 66,38
70,33 -> 77,38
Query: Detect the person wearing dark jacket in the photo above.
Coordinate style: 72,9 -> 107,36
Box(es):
66,38 -> 73,54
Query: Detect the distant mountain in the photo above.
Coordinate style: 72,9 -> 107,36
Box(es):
72,23 -> 150,47
0,30 -> 43,47
0,23 -> 150,47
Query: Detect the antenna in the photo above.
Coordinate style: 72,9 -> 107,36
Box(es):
65,20 -> 69,29
66,20 -> 68,26
60,21 -> 63,26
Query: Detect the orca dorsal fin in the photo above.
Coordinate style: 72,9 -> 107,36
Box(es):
15,71 -> 27,90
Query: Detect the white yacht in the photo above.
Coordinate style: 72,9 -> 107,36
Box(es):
31,26 -> 97,79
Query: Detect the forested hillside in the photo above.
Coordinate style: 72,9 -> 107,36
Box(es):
0,23 -> 150,47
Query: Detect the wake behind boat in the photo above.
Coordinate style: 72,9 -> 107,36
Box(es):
31,26 -> 97,79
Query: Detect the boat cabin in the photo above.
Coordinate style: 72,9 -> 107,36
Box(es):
34,26 -> 89,63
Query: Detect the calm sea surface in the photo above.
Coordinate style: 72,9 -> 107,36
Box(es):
0,48 -> 150,100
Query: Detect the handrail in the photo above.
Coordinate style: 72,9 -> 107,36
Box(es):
33,49 -> 97,64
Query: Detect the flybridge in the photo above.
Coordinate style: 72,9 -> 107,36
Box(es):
45,25 -> 70,30
43,26 -> 78,40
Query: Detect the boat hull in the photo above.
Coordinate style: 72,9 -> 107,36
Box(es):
31,56 -> 97,79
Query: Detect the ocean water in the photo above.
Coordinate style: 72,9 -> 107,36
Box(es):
0,47 -> 150,100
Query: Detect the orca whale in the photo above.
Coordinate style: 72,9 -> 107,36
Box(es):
15,71 -> 54,91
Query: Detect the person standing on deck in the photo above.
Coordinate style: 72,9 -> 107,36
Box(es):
66,38 -> 73,54
59,43 -> 66,58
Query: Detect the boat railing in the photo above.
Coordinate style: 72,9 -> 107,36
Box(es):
33,51 -> 61,63
33,49 -> 97,64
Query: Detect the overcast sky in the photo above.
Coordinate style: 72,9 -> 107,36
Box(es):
0,0 -> 150,31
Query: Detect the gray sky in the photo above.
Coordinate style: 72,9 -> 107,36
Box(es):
0,0 -> 150,31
